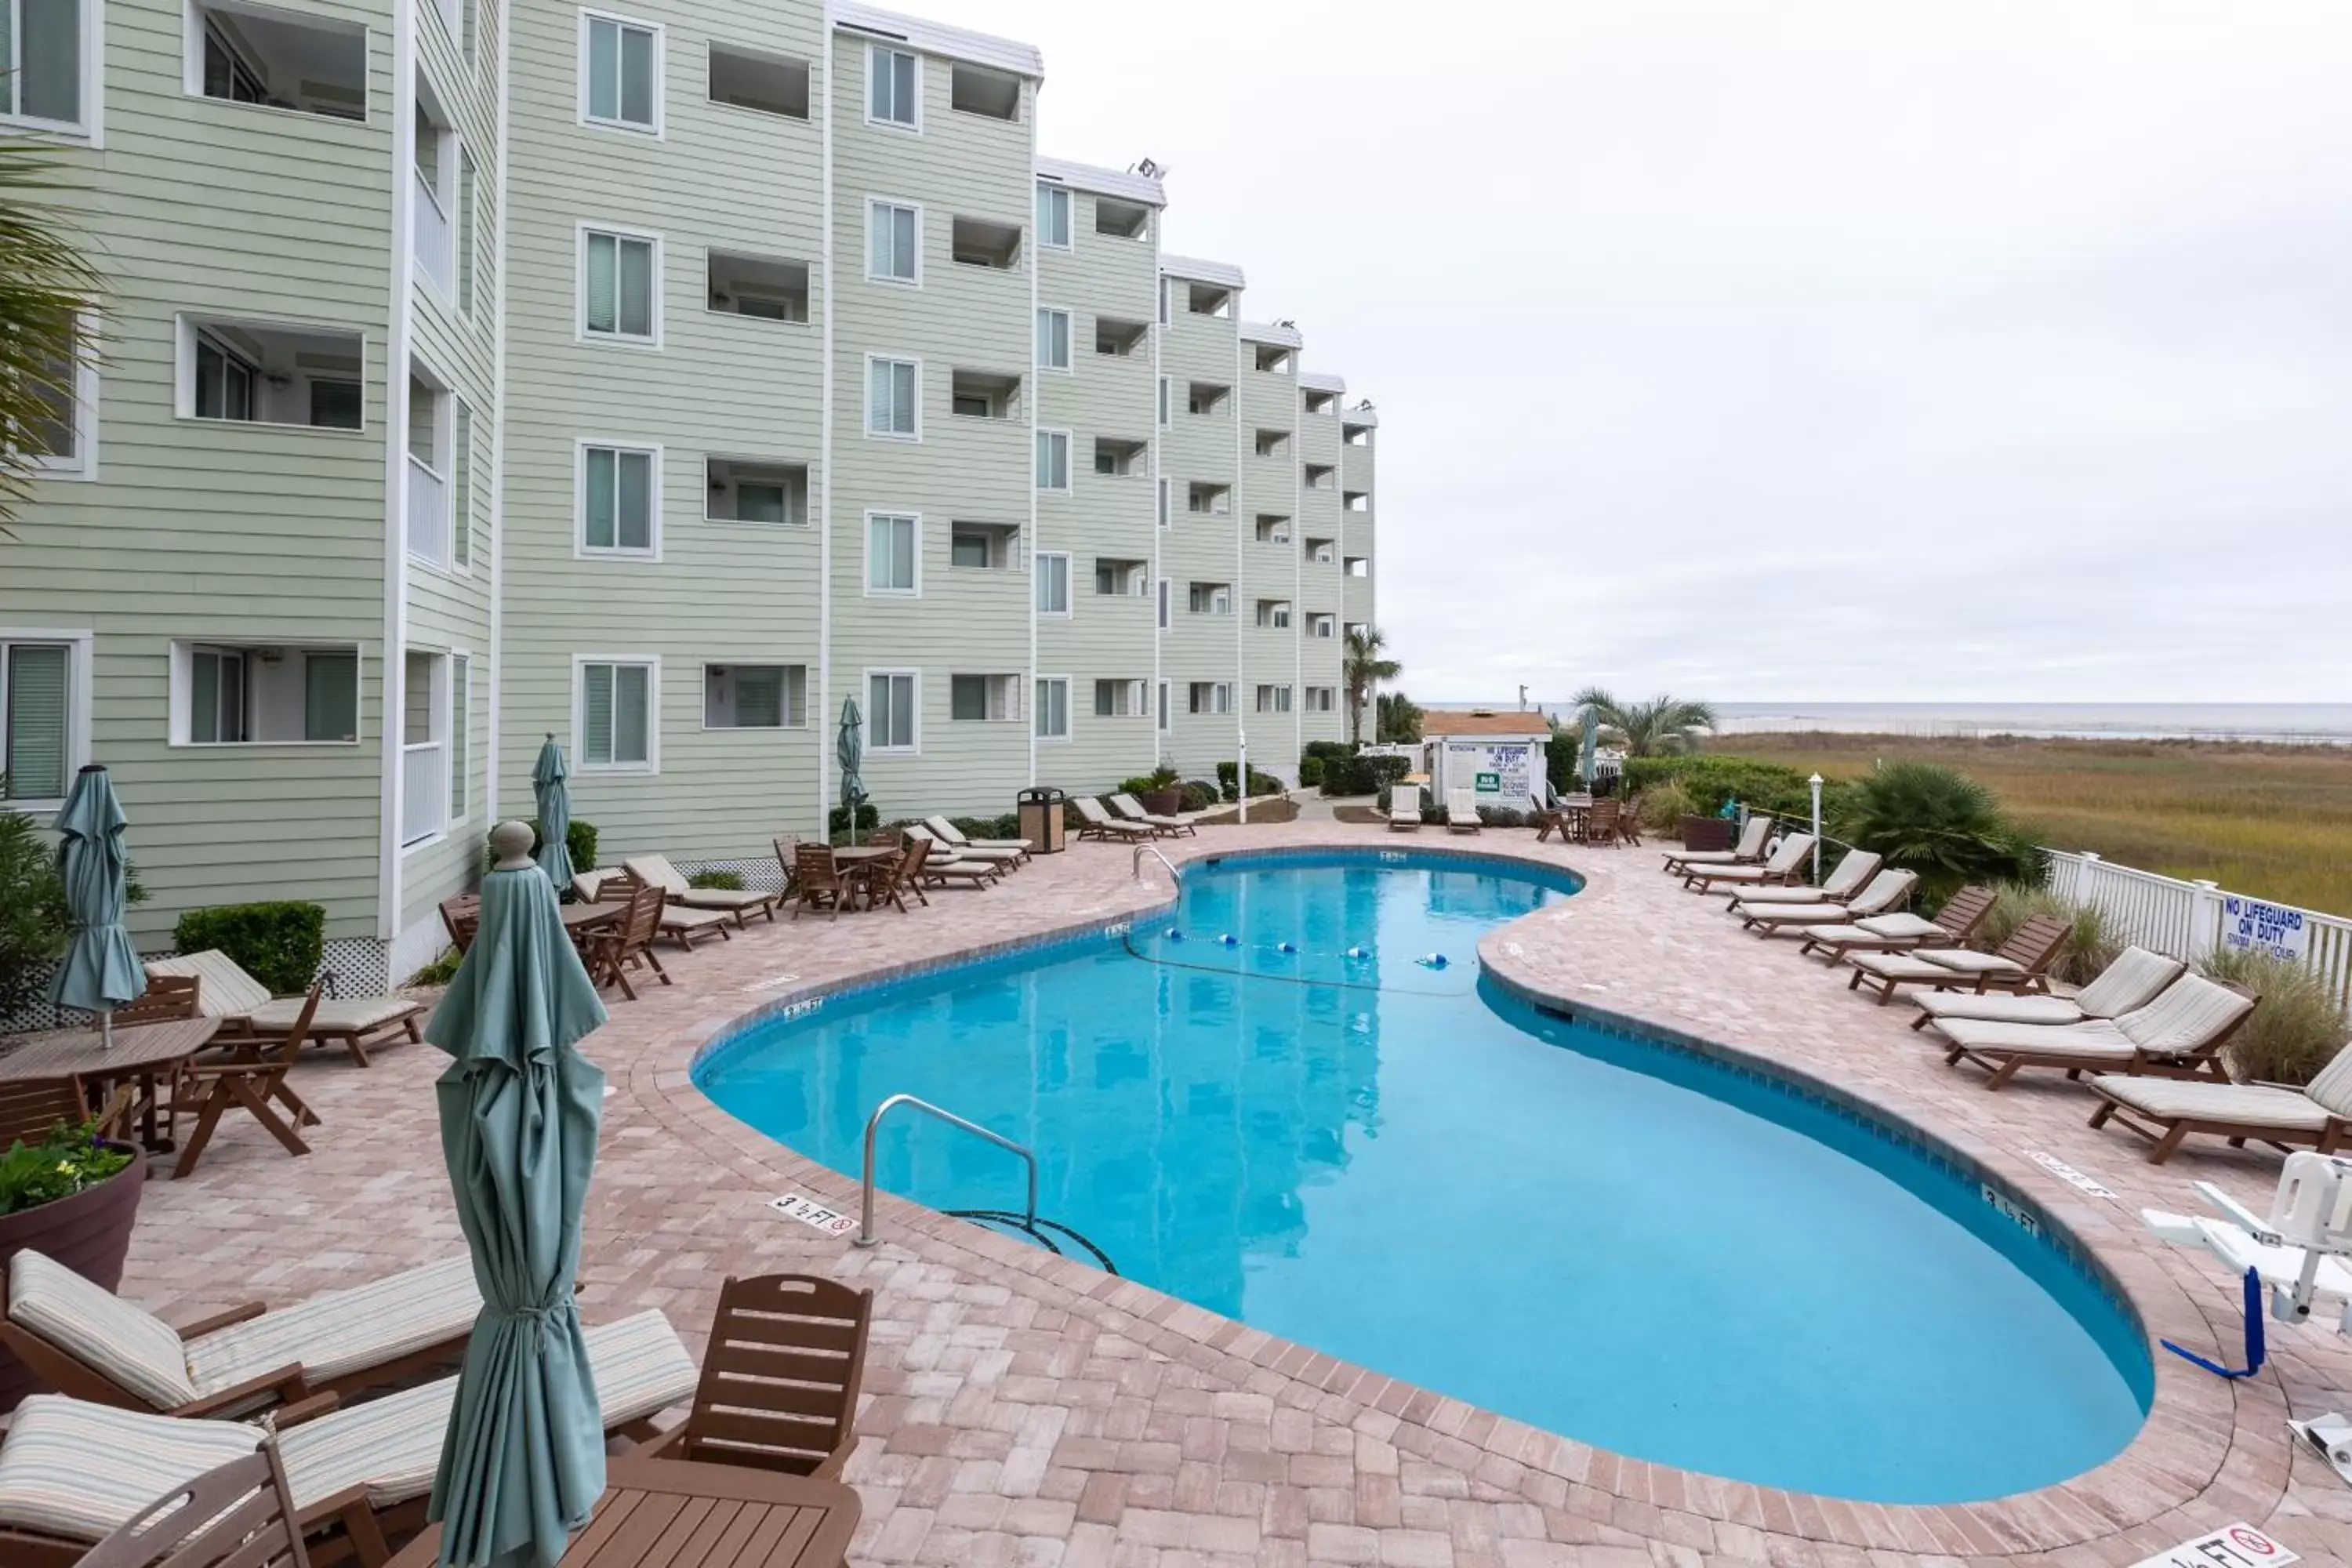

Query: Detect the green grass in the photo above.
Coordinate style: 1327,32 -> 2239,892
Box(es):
1717,733 -> 2352,916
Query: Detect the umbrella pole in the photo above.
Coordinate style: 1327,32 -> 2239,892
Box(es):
101,1009 -> 114,1050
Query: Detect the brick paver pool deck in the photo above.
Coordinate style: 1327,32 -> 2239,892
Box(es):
114,824 -> 2352,1566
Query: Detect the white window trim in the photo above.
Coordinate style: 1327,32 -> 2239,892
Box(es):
404,355 -> 466,581
448,648 -> 472,823
399,648 -> 453,853
862,352 -> 921,441
172,314 -> 370,432
1035,181 -> 1073,252
1034,675 -> 1071,743
1034,550 -> 1071,619
864,42 -> 920,133
1035,304 -> 1071,373
701,456 -> 809,528
573,437 -> 664,561
572,652 -> 662,774
180,0 -> 368,124
3,0 -> 103,142
947,673 -> 1019,724
862,509 -> 922,598
1035,426 -> 1071,494
863,666 -> 921,754
1156,678 -> 1171,731
578,7 -> 666,137
699,662 -> 808,731
0,629 -> 93,812
575,221 -> 664,350
32,308 -> 99,480
863,195 -> 923,288
164,638 -> 365,748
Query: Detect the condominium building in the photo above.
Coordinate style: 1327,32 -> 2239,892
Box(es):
2,0 -> 1381,984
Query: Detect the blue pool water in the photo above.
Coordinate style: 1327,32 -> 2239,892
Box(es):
696,851 -> 2151,1501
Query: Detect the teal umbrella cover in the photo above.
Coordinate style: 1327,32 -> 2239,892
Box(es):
837,697 -> 866,817
1579,707 -> 1599,785
531,737 -> 575,889
49,765 -> 144,1036
425,822 -> 611,1568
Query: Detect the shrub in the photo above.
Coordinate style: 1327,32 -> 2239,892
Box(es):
1828,761 -> 2036,907
408,948 -> 463,987
1215,761 -> 1283,800
173,902 -> 325,995
1298,757 -> 1325,787
486,817 -> 599,876
1303,740 -> 1353,764
1320,753 -> 1411,797
1116,768 -> 1178,797
688,869 -> 745,891
1476,805 -> 1530,828
1180,782 -> 1219,812
0,809 -> 67,1025
827,802 -> 880,844
1545,735 -> 1582,797
0,1121 -> 134,1215
952,815 -> 1023,842
1621,755 -> 1819,818
1976,884 -> 2118,986
1632,781 -> 1700,833
2198,947 -> 2352,1087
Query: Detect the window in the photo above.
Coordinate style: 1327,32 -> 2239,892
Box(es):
1095,318 -> 1146,357
448,653 -> 470,820
1254,343 -> 1294,373
950,673 -> 1014,721
1033,677 -> 1069,741
1034,429 -> 1069,492
1304,388 -> 1339,416
28,311 -> 93,477
949,216 -> 1020,269
1,640 -> 78,800
1257,601 -> 1291,630
1344,420 -> 1374,446
1345,555 -> 1370,578
183,319 -> 364,429
1305,463 -> 1336,489
194,0 -> 366,121
1305,537 -> 1334,564
406,370 -> 457,568
1186,282 -> 1232,316
1309,613 -> 1336,640
580,443 -> 658,554
1093,679 -> 1145,718
949,63 -> 1018,120
1035,307 -> 1070,371
1188,681 -> 1231,716
1156,478 -> 1170,529
1093,437 -> 1144,477
1187,383 -> 1229,416
1093,558 -> 1145,597
867,45 -> 916,128
1034,551 -> 1070,615
579,659 -> 655,769
1254,428 -> 1289,458
866,513 -> 919,594
867,201 -> 919,284
1156,377 -> 1169,427
582,227 -> 659,343
456,149 -> 478,311
1188,582 -> 1230,615
705,457 -> 806,524
1156,680 -> 1171,731
1345,490 -> 1370,513
866,357 -> 918,437
708,42 -> 808,118
949,521 -> 1016,568
708,250 -> 808,321
704,663 -> 804,728
172,641 -> 357,746
1256,684 -> 1292,714
400,651 -> 448,842
1035,182 -> 1071,249
950,369 -> 1018,420
3,0 -> 85,129
1185,482 -> 1229,517
867,670 -> 916,750
1254,515 -> 1290,546
1096,198 -> 1149,239
1156,577 -> 1170,630
583,12 -> 660,132
1157,277 -> 1170,326
1306,686 -> 1337,713
412,87 -> 459,296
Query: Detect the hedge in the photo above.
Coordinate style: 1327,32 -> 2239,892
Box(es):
173,902 -> 325,995
1215,761 -> 1285,799
1619,755 -> 1824,818
485,818 -> 599,877
1319,753 -> 1411,797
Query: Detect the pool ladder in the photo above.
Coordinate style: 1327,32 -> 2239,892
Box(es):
855,1093 -> 1036,1248
1133,844 -> 1178,886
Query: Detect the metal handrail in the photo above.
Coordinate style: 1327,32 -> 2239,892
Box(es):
1133,843 -> 1178,885
855,1093 -> 1036,1248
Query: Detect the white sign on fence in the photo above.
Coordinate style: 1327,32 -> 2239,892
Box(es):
2222,895 -> 2309,963
2128,1523 -> 2297,1568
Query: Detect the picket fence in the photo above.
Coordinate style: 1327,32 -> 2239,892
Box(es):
2042,850 -> 2352,1011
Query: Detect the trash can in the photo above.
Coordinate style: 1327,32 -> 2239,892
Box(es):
1018,786 -> 1068,854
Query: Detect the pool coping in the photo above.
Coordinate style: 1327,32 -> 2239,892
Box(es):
644,833 -> 2275,1556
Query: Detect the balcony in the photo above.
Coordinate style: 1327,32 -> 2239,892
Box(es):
401,739 -> 447,846
407,454 -> 449,568
414,167 -> 454,296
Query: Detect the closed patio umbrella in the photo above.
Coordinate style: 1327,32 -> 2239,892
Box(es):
531,736 -> 574,888
1579,706 -> 1599,787
49,765 -> 143,1048
837,697 -> 866,830
424,820 -> 610,1568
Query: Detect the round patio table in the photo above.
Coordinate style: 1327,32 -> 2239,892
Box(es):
830,845 -> 898,910
0,1017 -> 221,1153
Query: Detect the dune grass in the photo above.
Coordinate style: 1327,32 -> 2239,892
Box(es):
1719,733 -> 2352,916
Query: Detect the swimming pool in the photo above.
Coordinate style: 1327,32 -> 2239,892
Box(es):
695,850 -> 2152,1502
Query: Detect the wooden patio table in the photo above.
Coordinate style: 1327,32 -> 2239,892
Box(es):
383,1456 -> 861,1568
0,1018 -> 220,1152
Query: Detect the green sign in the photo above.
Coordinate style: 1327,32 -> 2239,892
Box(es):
1475,771 -> 1501,792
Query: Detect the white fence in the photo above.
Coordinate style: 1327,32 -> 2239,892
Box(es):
2044,849 -> 2352,1011
413,168 -> 453,296
406,456 -> 449,568
401,740 -> 447,847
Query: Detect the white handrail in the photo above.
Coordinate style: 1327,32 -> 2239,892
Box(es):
855,1094 -> 1036,1248
1133,844 -> 1178,886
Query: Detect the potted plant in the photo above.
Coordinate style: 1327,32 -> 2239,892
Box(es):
1125,768 -> 1184,819
0,1121 -> 145,1412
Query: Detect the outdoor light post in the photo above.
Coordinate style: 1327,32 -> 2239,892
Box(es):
1809,773 -> 1824,883
1238,728 -> 1249,826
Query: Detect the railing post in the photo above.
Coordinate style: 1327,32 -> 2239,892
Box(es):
2188,879 -> 2227,961
2068,851 -> 2100,903
1808,773 -> 1823,884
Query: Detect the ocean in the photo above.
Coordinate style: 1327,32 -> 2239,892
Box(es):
1701,702 -> 2352,745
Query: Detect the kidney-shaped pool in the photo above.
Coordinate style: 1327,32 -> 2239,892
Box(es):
695,851 -> 2151,1502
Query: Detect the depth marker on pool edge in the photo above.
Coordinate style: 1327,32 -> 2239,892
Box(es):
2027,1149 -> 2118,1201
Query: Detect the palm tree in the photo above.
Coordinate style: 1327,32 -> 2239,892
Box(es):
1341,626 -> 1401,746
1571,688 -> 1717,757
0,144 -> 102,537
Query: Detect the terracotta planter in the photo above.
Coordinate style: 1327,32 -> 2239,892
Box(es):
1138,788 -> 1184,818
0,1144 -> 145,1414
1679,815 -> 1735,851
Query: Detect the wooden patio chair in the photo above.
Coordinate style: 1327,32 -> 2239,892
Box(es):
1581,799 -> 1619,846
791,844 -> 852,920
79,1441 -> 311,1568
865,837 -> 929,913
1793,883 -> 1997,962
583,883 -> 670,1001
438,895 -> 480,955
640,1273 -> 873,1479
589,869 -> 731,952
771,836 -> 803,900
171,985 -> 322,1180
112,975 -> 201,1028
0,1079 -> 132,1149
1615,804 -> 1643,846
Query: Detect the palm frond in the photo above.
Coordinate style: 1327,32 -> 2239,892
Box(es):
0,143 -> 105,538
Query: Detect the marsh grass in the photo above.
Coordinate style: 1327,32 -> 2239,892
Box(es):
1725,734 -> 2352,916
1978,883 -> 2121,986
2198,946 -> 2351,1085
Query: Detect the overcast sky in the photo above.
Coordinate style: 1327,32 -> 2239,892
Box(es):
930,0 -> 2351,705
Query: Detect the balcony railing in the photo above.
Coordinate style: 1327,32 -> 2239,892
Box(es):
414,168 -> 454,296
401,740 -> 447,847
407,455 -> 448,568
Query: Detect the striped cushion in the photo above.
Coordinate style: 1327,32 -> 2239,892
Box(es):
145,950 -> 274,1018
1912,993 -> 2086,1026
183,1256 -> 481,1396
8,1250 -> 197,1409
1933,1017 -> 2132,1054
2114,975 -> 2255,1055
2073,947 -> 2185,1019
622,855 -> 692,896
2301,1042 -> 2352,1119
1856,913 -> 1949,941
0,1394 -> 260,1542
586,1308 -> 700,1426
1919,949 -> 2024,976
246,996 -> 419,1034
1849,953 -> 1966,982
2094,1076 -> 2336,1131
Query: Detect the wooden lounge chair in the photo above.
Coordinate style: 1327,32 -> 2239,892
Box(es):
1073,797 -> 1155,841
906,823 -> 1022,869
622,854 -> 781,927
169,985 -> 322,1179
1387,783 -> 1423,832
637,1273 -> 871,1479
0,1248 -> 481,1421
1794,883 -> 1994,961
144,952 -> 423,1070
580,869 -> 732,950
1911,944 -> 2183,1032
789,844 -> 854,919
1661,815 -> 1770,876
583,882 -> 670,1000
2089,1034 -> 2352,1163
1845,913 -> 2071,1004
1719,849 -> 1883,912
924,816 -> 1033,860
1685,833 -> 1817,894
1935,973 -> 2257,1093
1109,794 -> 1195,837
79,1441 -> 310,1568
1444,789 -> 1480,834
1737,869 -> 1916,934
0,1312 -> 699,1568
916,838 -> 1001,891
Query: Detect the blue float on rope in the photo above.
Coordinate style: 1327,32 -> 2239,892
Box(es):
1218,934 -> 1240,947
1417,953 -> 1450,970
